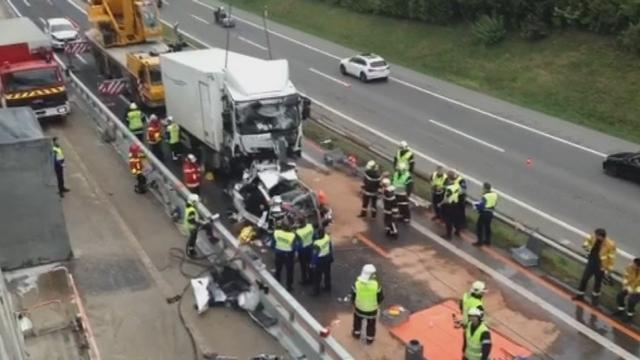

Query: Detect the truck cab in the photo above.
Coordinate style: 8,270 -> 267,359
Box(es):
126,51 -> 164,107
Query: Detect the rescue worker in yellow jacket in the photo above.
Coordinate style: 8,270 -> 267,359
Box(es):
573,228 -> 616,303
351,264 -> 384,344
615,258 -> 640,322
393,140 -> 414,173
458,281 -> 486,327
463,307 -> 492,360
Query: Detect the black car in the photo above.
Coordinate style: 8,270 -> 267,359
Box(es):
603,152 -> 640,182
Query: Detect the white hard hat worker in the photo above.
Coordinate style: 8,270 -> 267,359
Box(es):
129,102 -> 138,110
381,178 -> 391,187
470,281 -> 487,295
187,153 -> 197,163
187,193 -> 200,204
366,160 -> 376,170
359,264 -> 376,281
399,140 -> 408,149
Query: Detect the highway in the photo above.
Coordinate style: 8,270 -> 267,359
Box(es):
10,0 -> 640,261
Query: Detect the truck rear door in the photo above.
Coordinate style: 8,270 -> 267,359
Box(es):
198,81 -> 213,145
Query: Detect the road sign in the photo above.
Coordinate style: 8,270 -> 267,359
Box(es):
64,40 -> 90,55
98,79 -> 127,96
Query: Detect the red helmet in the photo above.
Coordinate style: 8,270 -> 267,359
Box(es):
129,143 -> 141,154
316,190 -> 327,205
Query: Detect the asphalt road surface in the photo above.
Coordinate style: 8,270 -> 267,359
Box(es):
8,0 -> 640,262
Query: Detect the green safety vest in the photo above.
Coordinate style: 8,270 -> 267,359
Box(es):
464,322 -> 490,360
462,292 -> 484,325
314,234 -> 331,258
274,229 -> 295,252
183,205 -> 198,232
483,192 -> 498,210
395,150 -> 412,168
431,172 -> 446,191
52,145 -> 64,162
296,224 -> 314,248
167,123 -> 180,144
392,171 -> 410,193
127,110 -> 143,131
354,279 -> 379,312
446,183 -> 460,204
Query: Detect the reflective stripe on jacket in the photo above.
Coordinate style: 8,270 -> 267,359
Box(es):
354,279 -> 380,313
274,230 -> 295,252
127,110 -> 143,131
296,224 -> 314,248
462,293 -> 484,325
582,235 -> 617,271
183,205 -> 198,232
464,322 -> 490,360
314,234 -> 331,258
167,123 -> 180,144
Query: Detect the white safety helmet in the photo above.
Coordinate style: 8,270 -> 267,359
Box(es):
381,178 -> 391,187
187,193 -> 200,204
187,154 -> 197,162
366,160 -> 376,170
387,185 -> 396,192
470,281 -> 487,295
397,162 -> 408,171
149,114 -> 158,122
129,102 -> 138,110
467,307 -> 483,318
167,116 -> 174,122
361,264 -> 376,278
399,140 -> 408,149
272,196 -> 282,205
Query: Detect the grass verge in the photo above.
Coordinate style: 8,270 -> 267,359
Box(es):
221,0 -> 640,144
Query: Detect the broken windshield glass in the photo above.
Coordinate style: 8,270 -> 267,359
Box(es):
235,100 -> 299,135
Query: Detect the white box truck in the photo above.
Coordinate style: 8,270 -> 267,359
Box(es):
160,48 -> 309,173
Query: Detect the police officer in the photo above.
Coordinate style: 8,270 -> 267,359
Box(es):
615,258 -> 640,322
165,116 -> 181,161
184,194 -> 202,258
296,218 -> 314,286
463,307 -> 492,360
430,165 -> 447,221
52,137 -> 70,197
359,160 -> 382,218
394,140 -> 414,173
392,162 -> 413,223
126,102 -> 145,142
474,183 -> 498,246
574,228 -> 617,303
381,179 -> 399,238
271,220 -> 300,291
311,227 -> 333,295
458,281 -> 486,327
441,174 -> 462,239
351,264 -> 384,345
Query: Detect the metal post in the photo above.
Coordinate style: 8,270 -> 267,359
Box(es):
262,6 -> 273,59
405,339 -> 424,360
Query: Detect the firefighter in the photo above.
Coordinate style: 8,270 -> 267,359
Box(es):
165,116 -> 181,161
146,114 -> 164,162
359,160 -> 382,218
129,143 -> 147,194
271,220 -> 300,292
429,165 -> 447,220
446,170 -> 468,229
184,193 -> 203,258
463,307 -> 492,360
351,264 -> 384,345
458,281 -> 486,327
126,102 -> 145,142
392,162 -> 413,223
52,137 -> 70,197
441,173 -> 462,239
381,178 -> 399,238
615,258 -> 640,322
573,228 -> 617,303
296,218 -> 315,286
393,140 -> 414,173
182,154 -> 202,195
474,183 -> 498,247
311,227 -> 333,296
317,190 -> 333,231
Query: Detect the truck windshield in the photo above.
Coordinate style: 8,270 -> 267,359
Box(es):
235,101 -> 299,135
148,66 -> 162,85
139,4 -> 159,29
4,68 -> 60,92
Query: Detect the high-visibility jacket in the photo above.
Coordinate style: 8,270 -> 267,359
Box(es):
582,234 -> 617,272
623,264 -> 640,293
395,149 -> 413,169
129,153 -> 143,175
182,160 -> 201,189
167,123 -> 180,144
127,110 -> 143,132
313,234 -> 331,258
392,171 -> 411,195
52,145 -> 64,166
146,124 -> 162,144
464,322 -> 490,360
431,172 -> 446,193
482,192 -> 498,210
453,175 -> 466,194
296,223 -> 314,248
461,293 -> 484,325
354,279 -> 380,312
445,183 -> 461,204
274,229 -> 295,252
183,204 -> 198,232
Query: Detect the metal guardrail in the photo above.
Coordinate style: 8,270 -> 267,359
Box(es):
0,268 -> 27,360
66,71 -> 354,360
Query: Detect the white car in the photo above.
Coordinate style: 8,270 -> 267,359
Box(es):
45,18 -> 79,50
339,53 -> 390,82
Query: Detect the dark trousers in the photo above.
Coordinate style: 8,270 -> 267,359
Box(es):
298,246 -> 312,284
396,194 -> 410,222
360,194 -> 378,216
617,290 -> 640,315
135,173 -> 147,193
169,142 -> 181,160
432,191 -> 444,219
384,213 -> 398,237
187,228 -> 198,250
150,143 -> 164,162
443,203 -> 462,238
577,263 -> 605,296
54,164 -> 65,194
188,185 -> 201,195
352,310 -> 377,341
458,194 -> 467,228
275,252 -> 294,290
476,211 -> 494,245
133,131 -> 144,142
313,257 -> 332,294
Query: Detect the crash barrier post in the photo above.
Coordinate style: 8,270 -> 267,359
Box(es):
66,71 -> 354,360
0,268 -> 27,360
405,339 -> 424,360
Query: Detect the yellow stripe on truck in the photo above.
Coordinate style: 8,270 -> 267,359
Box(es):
4,86 -> 65,100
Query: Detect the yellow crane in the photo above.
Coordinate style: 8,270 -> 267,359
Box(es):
87,0 -> 162,47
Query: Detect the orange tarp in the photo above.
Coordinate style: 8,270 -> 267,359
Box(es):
390,300 -> 532,360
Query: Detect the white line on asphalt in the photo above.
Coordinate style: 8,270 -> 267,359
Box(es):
410,222 -> 637,360
191,0 -> 608,158
66,0 -> 87,14
38,17 -> 45,25
429,119 -> 505,153
21,0 -> 30,7
190,14 -> 210,25
309,68 -> 351,88
118,95 -> 131,105
238,36 -> 268,51
75,54 -> 88,65
162,0 -> 170,5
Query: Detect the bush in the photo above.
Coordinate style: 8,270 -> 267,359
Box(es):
412,0 -> 456,23
472,14 -> 507,45
619,22 -> 640,54
521,13 -> 551,40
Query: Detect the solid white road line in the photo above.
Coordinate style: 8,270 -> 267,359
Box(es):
75,54 -> 89,65
162,0 -> 170,5
38,17 -> 46,25
66,0 -> 87,14
118,95 -> 131,105
429,119 -> 505,153
238,36 -> 268,51
191,0 -> 608,158
21,0 -> 30,7
190,14 -> 210,25
309,68 -> 351,88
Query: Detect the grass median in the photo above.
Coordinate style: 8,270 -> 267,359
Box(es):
219,0 -> 640,144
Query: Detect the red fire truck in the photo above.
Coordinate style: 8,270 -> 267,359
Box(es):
0,18 -> 69,119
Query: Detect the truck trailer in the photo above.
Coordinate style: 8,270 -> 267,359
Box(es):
160,48 -> 310,174
0,18 -> 69,119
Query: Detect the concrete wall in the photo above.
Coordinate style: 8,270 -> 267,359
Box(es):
0,138 -> 72,270
0,268 -> 26,360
